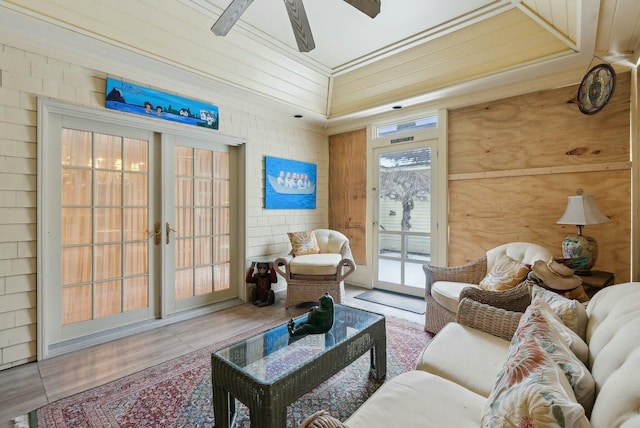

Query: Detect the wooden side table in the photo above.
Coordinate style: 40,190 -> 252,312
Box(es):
580,271 -> 615,298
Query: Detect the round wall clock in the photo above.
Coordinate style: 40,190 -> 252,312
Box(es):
577,63 -> 616,115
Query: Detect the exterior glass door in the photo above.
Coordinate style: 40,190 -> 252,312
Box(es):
374,144 -> 433,296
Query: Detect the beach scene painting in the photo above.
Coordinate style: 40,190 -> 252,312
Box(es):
105,78 -> 219,130
265,156 -> 316,209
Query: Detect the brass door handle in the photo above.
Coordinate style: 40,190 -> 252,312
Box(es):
145,223 -> 161,245
166,222 -> 179,244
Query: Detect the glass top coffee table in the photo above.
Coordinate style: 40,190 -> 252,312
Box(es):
211,304 -> 386,427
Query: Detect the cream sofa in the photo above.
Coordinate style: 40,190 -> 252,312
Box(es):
338,282 -> 640,427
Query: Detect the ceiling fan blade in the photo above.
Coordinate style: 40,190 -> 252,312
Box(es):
342,0 -> 381,18
284,0 -> 315,52
211,0 -> 255,36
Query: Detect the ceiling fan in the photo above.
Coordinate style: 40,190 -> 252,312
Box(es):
211,0 -> 381,52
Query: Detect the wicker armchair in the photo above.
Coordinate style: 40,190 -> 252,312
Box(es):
422,242 -> 552,334
455,297 -> 524,341
454,281 -> 531,341
275,229 -> 356,308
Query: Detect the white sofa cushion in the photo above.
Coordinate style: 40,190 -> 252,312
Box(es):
589,347 -> 640,428
431,281 -> 476,313
585,282 -> 640,428
415,322 -> 510,397
345,371 -> 485,428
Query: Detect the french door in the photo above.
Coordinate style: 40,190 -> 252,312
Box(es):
162,135 -> 236,314
373,140 -> 436,297
40,109 -> 237,357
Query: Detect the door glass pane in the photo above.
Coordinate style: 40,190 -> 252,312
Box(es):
95,208 -> 122,243
378,234 -> 401,258
378,259 -> 401,284
405,261 -> 426,287
62,208 -> 91,245
60,129 -> 150,326
95,280 -> 122,318
124,276 -> 149,311
174,147 -> 230,300
62,285 -> 93,324
378,149 -> 431,233
406,235 -> 430,261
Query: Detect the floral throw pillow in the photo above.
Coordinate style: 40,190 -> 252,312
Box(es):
531,284 -> 588,340
522,300 -> 596,416
479,254 -> 531,291
481,302 -> 591,427
288,231 -> 321,256
537,298 -> 589,366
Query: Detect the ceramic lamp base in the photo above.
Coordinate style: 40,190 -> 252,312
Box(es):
561,234 -> 598,275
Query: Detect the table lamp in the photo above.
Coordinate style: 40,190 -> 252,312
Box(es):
556,188 -> 611,275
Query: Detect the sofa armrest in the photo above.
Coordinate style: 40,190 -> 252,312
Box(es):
422,255 -> 488,296
456,297 -> 522,341
459,280 -> 531,313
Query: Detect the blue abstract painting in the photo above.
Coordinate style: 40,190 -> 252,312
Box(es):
265,156 -> 316,209
105,78 -> 219,129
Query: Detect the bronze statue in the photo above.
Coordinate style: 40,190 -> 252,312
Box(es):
288,293 -> 334,337
246,262 -> 276,306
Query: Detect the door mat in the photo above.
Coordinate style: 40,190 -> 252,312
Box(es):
355,289 -> 425,314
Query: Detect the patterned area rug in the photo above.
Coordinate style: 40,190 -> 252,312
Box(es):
27,316 -> 431,427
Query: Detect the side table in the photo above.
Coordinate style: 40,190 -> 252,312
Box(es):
580,271 -> 614,298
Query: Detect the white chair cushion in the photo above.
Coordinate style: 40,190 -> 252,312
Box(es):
416,322 -> 510,397
290,253 -> 342,276
431,281 -> 477,313
313,228 -> 348,254
486,242 -> 552,271
346,371 -> 485,428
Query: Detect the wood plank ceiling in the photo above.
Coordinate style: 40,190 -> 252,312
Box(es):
1,0 -> 639,122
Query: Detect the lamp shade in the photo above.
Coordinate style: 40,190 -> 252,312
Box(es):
557,195 -> 611,226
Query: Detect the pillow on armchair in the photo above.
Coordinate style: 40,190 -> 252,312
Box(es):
478,254 -> 530,291
288,231 -> 321,256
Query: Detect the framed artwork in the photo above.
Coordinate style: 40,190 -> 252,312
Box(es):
265,156 -> 316,209
105,78 -> 219,129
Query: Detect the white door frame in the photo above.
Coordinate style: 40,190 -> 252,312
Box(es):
365,109 -> 449,293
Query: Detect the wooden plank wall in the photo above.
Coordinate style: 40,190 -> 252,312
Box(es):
448,71 -> 631,282
328,129 -> 367,265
